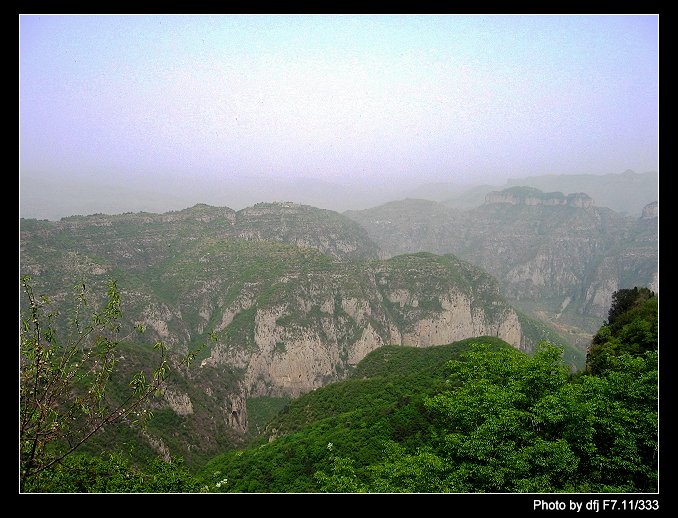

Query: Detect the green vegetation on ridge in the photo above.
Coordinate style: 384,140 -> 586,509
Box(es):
20,275 -> 657,493
20,201 -> 655,493
198,289 -> 656,493
199,337 -> 512,492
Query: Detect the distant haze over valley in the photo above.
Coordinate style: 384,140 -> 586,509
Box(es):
20,169 -> 657,221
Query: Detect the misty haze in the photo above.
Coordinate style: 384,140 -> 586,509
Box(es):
20,14 -> 658,497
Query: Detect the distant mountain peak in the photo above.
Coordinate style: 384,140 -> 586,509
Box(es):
484,186 -> 594,208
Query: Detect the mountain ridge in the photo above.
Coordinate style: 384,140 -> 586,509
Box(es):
21,202 -> 570,467
20,170 -> 657,220
345,196 -> 658,346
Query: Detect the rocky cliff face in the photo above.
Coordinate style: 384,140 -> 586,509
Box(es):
217,283 -> 521,398
641,201 -> 658,219
581,202 -> 658,318
194,252 -> 525,399
234,202 -> 380,260
346,194 -> 658,346
20,208 -> 534,465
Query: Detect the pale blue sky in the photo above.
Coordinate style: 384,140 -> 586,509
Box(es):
20,14 -> 658,202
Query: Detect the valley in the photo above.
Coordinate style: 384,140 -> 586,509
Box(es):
19,180 -> 658,488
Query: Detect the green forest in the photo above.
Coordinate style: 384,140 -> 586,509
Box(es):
20,284 -> 657,493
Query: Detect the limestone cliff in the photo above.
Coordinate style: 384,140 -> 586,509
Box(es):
582,204 -> 658,317
346,195 -> 657,347
234,202 -> 380,260
484,186 -> 594,208
197,252 -> 525,398
641,201 -> 658,219
18,204 -> 555,466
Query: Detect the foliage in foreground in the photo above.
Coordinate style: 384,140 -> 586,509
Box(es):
19,276 -> 202,492
22,453 -> 201,493
21,277 -> 657,493
316,344 -> 657,493
586,287 -> 657,375
312,288 -> 659,493
203,286 -> 658,494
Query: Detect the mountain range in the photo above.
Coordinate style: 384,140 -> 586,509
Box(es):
346,188 -> 658,347
19,176 -> 657,469
20,170 -> 657,220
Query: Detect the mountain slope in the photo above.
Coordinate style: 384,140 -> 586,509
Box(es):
198,329 -> 656,493
21,203 -> 561,467
199,337 -> 513,492
345,190 -> 658,345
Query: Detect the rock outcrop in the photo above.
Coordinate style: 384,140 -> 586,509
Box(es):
346,194 -> 657,347
188,252 -> 527,399
484,186 -> 594,208
163,388 -> 194,416
641,201 -> 658,219
213,286 -> 523,398
234,202 -> 380,259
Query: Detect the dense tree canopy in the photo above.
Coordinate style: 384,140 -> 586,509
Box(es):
23,453 -> 202,493
315,343 -> 657,493
586,287 -> 657,375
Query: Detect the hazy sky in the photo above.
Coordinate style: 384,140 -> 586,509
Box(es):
20,14 -> 658,198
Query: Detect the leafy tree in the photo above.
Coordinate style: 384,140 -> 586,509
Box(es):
606,287 -> 655,326
314,342 -> 657,493
366,442 -> 450,493
570,352 -> 658,491
19,275 -> 201,491
419,342 -> 579,492
314,449 -> 367,493
587,287 -> 657,375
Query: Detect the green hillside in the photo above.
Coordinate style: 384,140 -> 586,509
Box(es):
199,337 -> 512,492
197,311 -> 656,493
21,289 -> 657,493
23,203 -> 567,471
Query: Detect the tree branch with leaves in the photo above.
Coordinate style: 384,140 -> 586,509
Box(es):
19,275 -> 202,491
